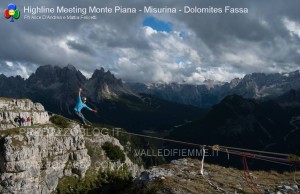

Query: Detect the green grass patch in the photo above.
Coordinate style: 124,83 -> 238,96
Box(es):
50,115 -> 71,129
56,164 -> 133,194
0,128 -> 22,136
102,142 -> 125,163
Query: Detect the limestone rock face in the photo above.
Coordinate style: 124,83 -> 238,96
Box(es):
0,98 -> 145,193
85,133 -> 144,178
0,98 -> 49,130
0,124 -> 91,194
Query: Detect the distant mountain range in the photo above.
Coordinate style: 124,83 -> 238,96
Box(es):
127,70 -> 300,107
0,65 -> 205,132
2,65 -> 299,109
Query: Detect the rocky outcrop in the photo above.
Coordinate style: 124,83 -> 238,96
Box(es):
0,124 -> 91,194
0,97 -> 143,193
85,133 -> 144,178
0,98 -> 90,193
0,98 -> 49,130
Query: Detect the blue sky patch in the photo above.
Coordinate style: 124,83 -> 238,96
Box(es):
175,57 -> 187,64
143,17 -> 173,32
179,32 -> 186,38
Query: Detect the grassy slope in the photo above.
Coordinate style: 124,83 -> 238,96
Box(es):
127,158 -> 300,194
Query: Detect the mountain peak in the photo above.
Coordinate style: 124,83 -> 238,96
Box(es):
91,68 -> 106,79
230,78 -> 241,88
106,70 -> 112,75
289,70 -> 300,77
91,68 -> 118,82
35,65 -> 78,74
65,64 -> 77,71
27,65 -> 87,92
35,64 -> 54,72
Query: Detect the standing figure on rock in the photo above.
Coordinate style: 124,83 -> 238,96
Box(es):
31,117 -> 34,126
74,88 -> 97,127
17,116 -> 22,127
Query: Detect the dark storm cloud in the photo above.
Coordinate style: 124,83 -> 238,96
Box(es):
0,0 -> 299,82
66,40 -> 96,56
172,0 -> 299,54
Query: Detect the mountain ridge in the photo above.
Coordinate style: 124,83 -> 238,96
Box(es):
127,70 -> 300,107
1,65 -> 300,108
0,65 -> 206,132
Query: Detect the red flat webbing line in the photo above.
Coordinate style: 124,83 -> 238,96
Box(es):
242,157 -> 263,194
220,145 -> 289,157
219,148 -> 294,166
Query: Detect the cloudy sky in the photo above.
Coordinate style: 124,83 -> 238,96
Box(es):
0,0 -> 299,84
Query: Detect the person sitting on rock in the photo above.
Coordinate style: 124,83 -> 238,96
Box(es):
74,88 -> 97,127
21,117 -> 25,126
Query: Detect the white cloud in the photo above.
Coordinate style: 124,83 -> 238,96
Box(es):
221,51 -> 264,67
185,66 -> 244,84
282,17 -> 300,38
5,61 -> 13,67
18,64 -> 30,78
144,26 -> 158,37
115,26 -> 207,83
80,69 -> 92,79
